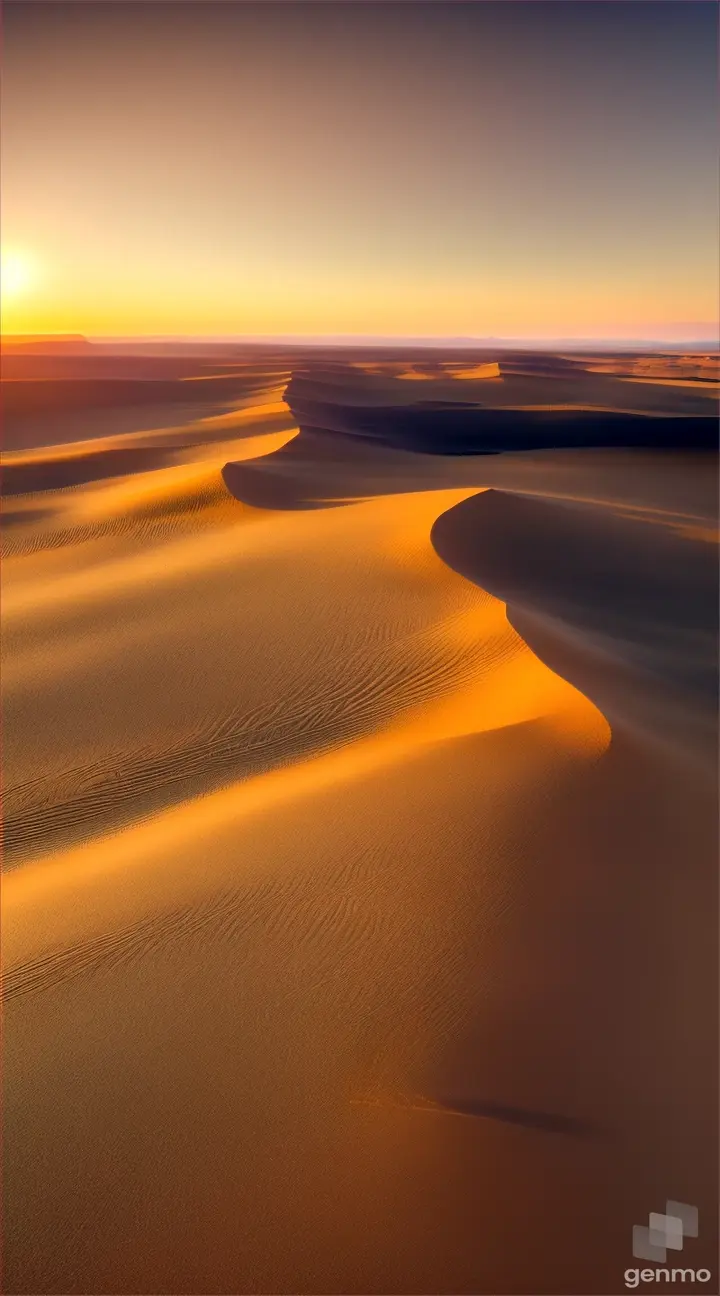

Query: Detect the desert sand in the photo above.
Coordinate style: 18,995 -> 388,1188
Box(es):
2,350 -> 718,1294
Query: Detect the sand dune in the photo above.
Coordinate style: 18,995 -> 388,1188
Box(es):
442,360 -> 502,380
2,352 -> 717,1294
432,465 -> 718,769
283,356 -> 717,455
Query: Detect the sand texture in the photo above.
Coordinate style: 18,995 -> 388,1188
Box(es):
2,351 -> 718,1294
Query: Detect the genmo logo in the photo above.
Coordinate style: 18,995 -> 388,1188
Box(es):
624,1200 -> 712,1288
624,1267 -> 712,1289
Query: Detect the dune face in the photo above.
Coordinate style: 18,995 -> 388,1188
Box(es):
2,349 -> 718,1295
431,469 -> 719,767
284,354 -> 718,454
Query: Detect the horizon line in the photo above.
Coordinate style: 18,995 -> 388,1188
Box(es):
3,332 -> 719,348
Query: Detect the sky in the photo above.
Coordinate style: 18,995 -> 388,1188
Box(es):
1,0 -> 718,341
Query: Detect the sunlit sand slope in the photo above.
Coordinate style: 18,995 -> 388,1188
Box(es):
2,373 -> 717,1294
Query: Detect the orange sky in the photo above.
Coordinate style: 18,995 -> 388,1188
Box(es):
2,2 -> 718,341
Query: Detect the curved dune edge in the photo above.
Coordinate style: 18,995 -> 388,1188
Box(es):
3,461 -> 610,970
430,484 -> 718,775
2,399 -> 618,881
6,404 -> 714,943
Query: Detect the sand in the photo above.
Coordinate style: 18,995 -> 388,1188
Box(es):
2,352 -> 717,1294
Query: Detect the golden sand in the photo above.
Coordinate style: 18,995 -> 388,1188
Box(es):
3,362 -> 717,1294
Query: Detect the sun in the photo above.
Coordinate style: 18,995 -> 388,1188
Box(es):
1,249 -> 34,300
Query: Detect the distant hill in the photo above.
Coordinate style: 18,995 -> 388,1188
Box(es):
1,335 -> 95,355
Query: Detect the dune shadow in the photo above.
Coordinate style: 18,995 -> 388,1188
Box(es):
430,484 -> 719,763
2,421 -> 282,497
433,1096 -> 601,1136
431,488 -> 718,685
221,456 -> 343,511
2,446 -> 181,495
0,505 -> 55,530
220,424 -> 429,511
285,373 -> 718,455
2,374 -> 273,420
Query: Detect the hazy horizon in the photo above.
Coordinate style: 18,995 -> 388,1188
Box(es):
5,329 -> 719,348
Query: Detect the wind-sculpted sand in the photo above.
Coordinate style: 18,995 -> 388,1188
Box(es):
2,352 -> 717,1294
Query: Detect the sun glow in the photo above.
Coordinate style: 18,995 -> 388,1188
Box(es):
1,249 -> 35,301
